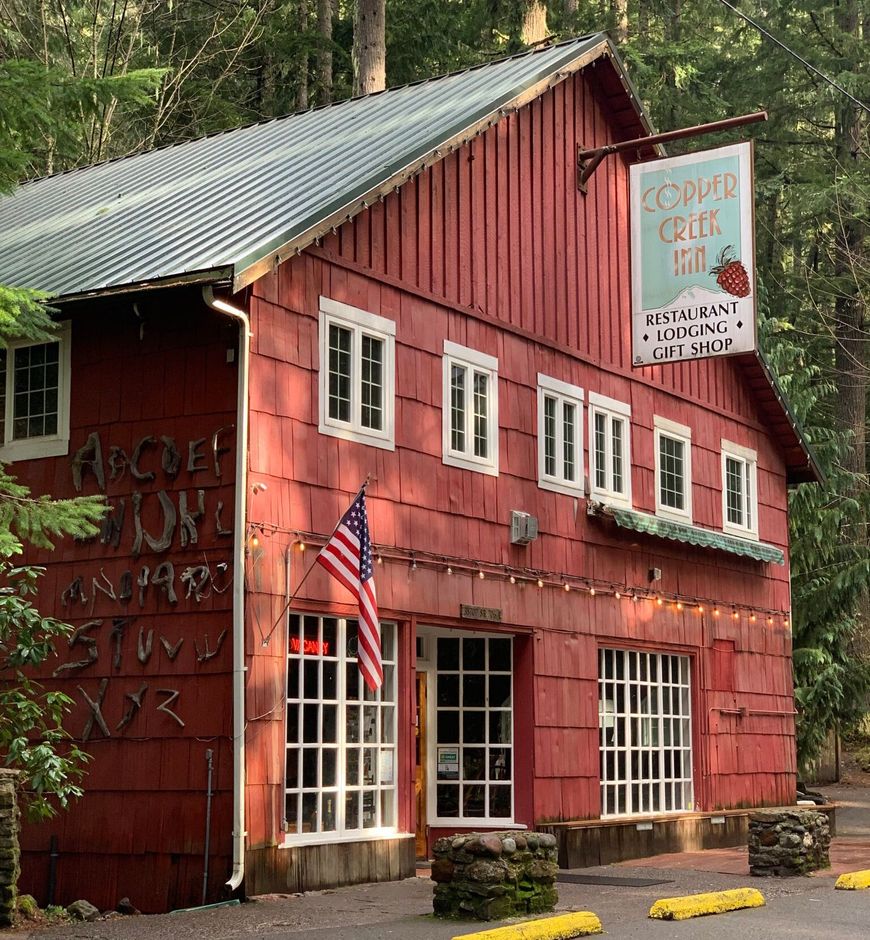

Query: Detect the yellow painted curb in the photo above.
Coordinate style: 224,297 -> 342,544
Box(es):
836,870 -> 870,890
648,887 -> 765,921
451,911 -> 603,940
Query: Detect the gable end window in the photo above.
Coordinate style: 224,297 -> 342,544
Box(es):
721,440 -> 758,539
537,374 -> 584,497
442,340 -> 498,476
318,297 -> 395,450
0,324 -> 71,462
588,391 -> 631,508
654,417 -> 692,523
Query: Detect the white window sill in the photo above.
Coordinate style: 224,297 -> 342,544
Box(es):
590,490 -> 631,510
318,421 -> 395,451
443,452 -> 499,477
539,478 -> 585,499
655,507 -> 693,525
428,819 -> 526,829
0,437 -> 70,463
281,829 -> 411,848
722,523 -> 759,542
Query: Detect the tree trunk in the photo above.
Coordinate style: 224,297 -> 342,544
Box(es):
296,0 -> 309,110
353,0 -> 386,95
317,0 -> 333,104
522,1 -> 548,46
612,0 -> 628,43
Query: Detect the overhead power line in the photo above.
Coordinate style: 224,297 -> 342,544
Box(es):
714,0 -> 870,115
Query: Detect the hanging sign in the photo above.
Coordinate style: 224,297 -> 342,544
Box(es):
630,142 -> 756,367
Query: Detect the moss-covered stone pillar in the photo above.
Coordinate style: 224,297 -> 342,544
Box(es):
0,769 -> 21,927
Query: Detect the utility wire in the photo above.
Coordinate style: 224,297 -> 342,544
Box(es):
714,0 -> 870,115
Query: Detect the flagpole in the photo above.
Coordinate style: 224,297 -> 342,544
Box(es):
258,477 -> 371,647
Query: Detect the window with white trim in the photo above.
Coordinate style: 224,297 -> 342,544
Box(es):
284,614 -> 397,841
537,374 -> 584,497
430,633 -> 513,824
0,325 -> 71,463
588,392 -> 631,507
654,417 -> 692,523
442,341 -> 498,475
318,297 -> 395,450
721,440 -> 758,538
599,648 -> 694,817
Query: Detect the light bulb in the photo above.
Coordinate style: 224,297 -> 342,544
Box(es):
447,566 -> 453,575
589,587 -> 596,597
615,591 -> 621,599
251,534 -> 260,548
676,602 -> 683,611
298,540 -> 306,552
509,575 -> 516,585
750,613 -> 757,623
731,610 -> 738,620
713,607 -> 720,617
537,579 -> 544,588
698,605 -> 704,614
656,597 -> 664,607
564,583 -> 570,592
478,570 -> 485,580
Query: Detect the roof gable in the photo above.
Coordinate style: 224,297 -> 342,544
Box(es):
0,34 -> 646,302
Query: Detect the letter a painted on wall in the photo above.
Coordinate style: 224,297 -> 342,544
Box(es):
629,142 -> 757,367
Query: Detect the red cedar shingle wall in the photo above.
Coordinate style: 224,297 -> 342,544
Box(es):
14,298 -> 238,912
244,64 -> 795,849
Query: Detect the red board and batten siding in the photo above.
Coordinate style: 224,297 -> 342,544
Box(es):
15,296 -> 239,913
243,61 -> 795,865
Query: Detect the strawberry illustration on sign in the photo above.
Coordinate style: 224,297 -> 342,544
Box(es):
711,245 -> 751,297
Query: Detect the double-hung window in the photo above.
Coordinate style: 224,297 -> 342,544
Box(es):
285,614 -> 397,842
588,392 -> 631,507
0,324 -> 71,462
654,417 -> 692,523
537,374 -> 584,497
318,297 -> 395,450
442,341 -> 498,476
721,440 -> 758,539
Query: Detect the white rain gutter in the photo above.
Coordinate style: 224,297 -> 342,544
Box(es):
202,286 -> 249,893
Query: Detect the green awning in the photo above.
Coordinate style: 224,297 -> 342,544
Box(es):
600,506 -> 785,565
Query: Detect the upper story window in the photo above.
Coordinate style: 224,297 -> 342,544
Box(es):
654,417 -> 692,523
442,340 -> 498,476
318,297 -> 395,450
537,374 -> 584,497
0,324 -> 71,463
588,391 -> 631,508
721,440 -> 758,539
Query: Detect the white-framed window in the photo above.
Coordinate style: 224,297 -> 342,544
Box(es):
421,630 -> 514,826
588,391 -> 631,507
598,648 -> 694,817
318,297 -> 395,450
284,613 -> 397,843
654,417 -> 692,523
442,340 -> 498,476
721,440 -> 758,539
537,374 -> 584,497
0,323 -> 71,463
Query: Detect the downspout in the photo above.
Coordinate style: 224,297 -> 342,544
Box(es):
203,286 -> 250,893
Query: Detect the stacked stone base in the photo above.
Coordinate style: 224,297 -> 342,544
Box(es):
748,810 -> 830,876
432,831 -> 558,921
0,770 -> 21,927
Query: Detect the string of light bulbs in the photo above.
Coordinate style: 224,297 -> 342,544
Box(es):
247,522 -> 792,629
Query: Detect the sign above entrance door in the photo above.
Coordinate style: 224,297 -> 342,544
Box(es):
629,142 -> 756,367
460,604 -> 502,623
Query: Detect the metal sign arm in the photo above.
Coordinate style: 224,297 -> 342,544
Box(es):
577,110 -> 767,191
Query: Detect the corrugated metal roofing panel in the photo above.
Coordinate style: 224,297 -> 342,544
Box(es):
0,33 -> 616,300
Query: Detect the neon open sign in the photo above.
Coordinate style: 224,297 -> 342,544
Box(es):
290,636 -> 331,656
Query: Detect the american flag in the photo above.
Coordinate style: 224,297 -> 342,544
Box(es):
316,489 -> 382,690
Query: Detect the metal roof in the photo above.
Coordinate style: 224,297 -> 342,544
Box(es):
0,33 -> 636,301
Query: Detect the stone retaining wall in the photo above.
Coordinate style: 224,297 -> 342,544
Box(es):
0,769 -> 21,927
431,831 -> 558,921
748,809 -> 830,876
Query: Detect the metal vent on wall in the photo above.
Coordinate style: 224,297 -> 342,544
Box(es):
510,511 -> 539,545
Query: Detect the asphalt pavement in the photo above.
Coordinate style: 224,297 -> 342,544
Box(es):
16,785 -> 870,939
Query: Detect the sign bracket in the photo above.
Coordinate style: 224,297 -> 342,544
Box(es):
577,111 -> 767,193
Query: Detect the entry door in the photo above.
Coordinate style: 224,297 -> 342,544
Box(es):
414,670 -> 428,858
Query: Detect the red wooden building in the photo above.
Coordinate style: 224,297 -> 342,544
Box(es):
0,34 -> 819,912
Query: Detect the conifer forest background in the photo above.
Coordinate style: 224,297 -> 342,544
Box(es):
0,0 -> 867,768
